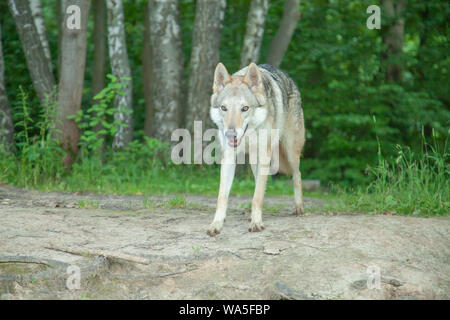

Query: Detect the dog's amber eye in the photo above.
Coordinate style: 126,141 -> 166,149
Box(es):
220,106 -> 227,111
241,106 -> 249,112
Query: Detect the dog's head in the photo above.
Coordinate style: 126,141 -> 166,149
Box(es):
210,62 -> 267,148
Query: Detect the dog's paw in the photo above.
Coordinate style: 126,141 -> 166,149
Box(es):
248,221 -> 265,232
207,221 -> 223,237
293,205 -> 305,216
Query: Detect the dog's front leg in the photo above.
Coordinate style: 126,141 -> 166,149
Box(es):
207,147 -> 236,237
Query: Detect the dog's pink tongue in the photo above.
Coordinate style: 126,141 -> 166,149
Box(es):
228,137 -> 238,146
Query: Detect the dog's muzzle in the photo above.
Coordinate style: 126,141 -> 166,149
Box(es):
225,125 -> 248,148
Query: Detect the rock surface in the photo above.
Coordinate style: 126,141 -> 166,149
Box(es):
0,184 -> 449,299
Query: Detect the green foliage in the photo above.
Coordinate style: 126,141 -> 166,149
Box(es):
0,87 -> 65,187
67,74 -> 130,154
271,0 -> 449,186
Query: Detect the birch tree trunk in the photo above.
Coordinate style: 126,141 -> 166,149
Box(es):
92,0 -> 107,140
106,0 -> 133,148
382,0 -> 407,83
147,0 -> 183,141
29,0 -> 52,73
240,0 -> 269,68
8,0 -> 55,108
186,0 -> 226,129
0,23 -> 15,152
54,0 -> 90,167
142,2 -> 153,137
266,0 -> 300,67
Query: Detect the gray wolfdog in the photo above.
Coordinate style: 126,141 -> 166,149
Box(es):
207,62 -> 305,236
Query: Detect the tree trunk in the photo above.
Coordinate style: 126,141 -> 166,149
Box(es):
8,0 -> 55,108
106,0 -> 133,148
240,0 -> 269,68
147,0 -> 184,141
186,0 -> 226,130
92,0 -> 107,144
382,0 -> 407,83
266,0 -> 300,68
29,0 -> 52,73
0,23 -> 15,152
57,0 -> 65,81
54,0 -> 90,167
142,2 -> 153,137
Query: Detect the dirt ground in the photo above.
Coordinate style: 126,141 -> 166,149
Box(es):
0,183 -> 449,300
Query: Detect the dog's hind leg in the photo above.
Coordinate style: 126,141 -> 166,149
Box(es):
286,107 -> 305,216
249,164 -> 269,232
249,139 -> 272,232
285,138 -> 304,215
291,158 -> 304,215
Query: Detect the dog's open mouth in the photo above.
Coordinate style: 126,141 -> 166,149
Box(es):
227,125 -> 248,148
228,137 -> 239,147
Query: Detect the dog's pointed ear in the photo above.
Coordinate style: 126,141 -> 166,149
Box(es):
244,63 -> 265,105
213,63 -> 231,93
243,62 -> 263,93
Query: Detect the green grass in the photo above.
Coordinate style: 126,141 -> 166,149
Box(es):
1,137 -> 448,216
142,197 -> 157,209
317,136 -> 449,216
166,195 -> 188,208
0,89 -> 447,216
77,199 -> 100,209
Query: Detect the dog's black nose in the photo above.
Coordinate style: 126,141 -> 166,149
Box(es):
225,129 -> 237,139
